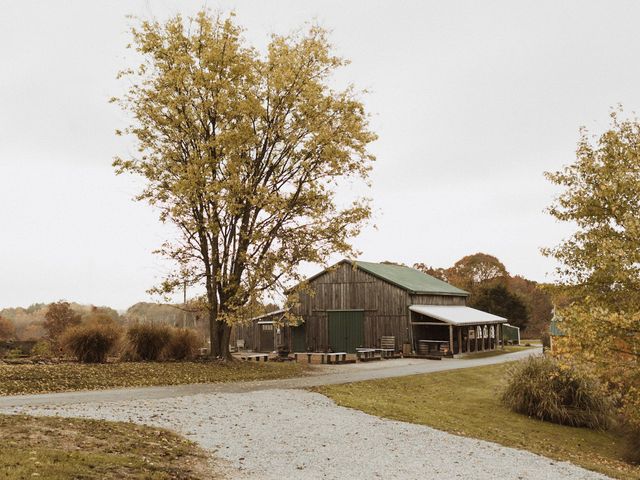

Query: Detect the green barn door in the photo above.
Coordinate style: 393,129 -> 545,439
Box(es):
291,324 -> 306,352
328,311 -> 364,353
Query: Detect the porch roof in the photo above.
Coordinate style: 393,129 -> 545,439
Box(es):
409,305 -> 506,325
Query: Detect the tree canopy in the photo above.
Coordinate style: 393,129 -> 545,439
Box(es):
113,11 -> 376,358
545,109 -> 640,429
43,301 -> 82,345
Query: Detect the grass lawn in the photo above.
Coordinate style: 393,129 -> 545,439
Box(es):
314,363 -> 640,480
461,345 -> 536,359
0,414 -> 217,479
0,360 -> 306,396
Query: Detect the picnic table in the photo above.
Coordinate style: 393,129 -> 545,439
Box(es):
294,352 -> 348,364
356,348 -> 381,361
240,353 -> 269,362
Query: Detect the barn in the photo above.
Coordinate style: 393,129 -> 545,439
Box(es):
232,259 -> 507,356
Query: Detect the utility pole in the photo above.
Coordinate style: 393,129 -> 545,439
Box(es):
183,279 -> 187,328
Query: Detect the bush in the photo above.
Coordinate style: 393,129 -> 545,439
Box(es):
31,340 -> 53,358
126,323 -> 172,361
165,328 -> 202,360
61,324 -> 121,363
501,355 -> 613,429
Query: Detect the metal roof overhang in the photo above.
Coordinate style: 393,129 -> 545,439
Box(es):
409,305 -> 506,326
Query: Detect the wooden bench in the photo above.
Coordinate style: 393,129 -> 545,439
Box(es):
294,352 -> 348,364
375,348 -> 397,359
356,348 -> 381,361
240,353 -> 269,362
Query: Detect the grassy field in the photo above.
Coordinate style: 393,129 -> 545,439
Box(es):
0,414 -> 217,479
461,345 -> 535,359
314,363 -> 640,480
0,360 -> 306,396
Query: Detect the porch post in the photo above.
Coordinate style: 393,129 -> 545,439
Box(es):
475,326 -> 478,352
481,325 -> 485,351
457,327 -> 463,354
467,327 -> 471,353
449,325 -> 454,354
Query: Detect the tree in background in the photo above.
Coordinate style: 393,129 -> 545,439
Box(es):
470,284 -> 529,330
43,301 -> 82,346
0,316 -> 16,341
415,253 -> 549,335
447,253 -> 508,293
507,276 -> 553,337
114,12 -> 376,359
544,109 -> 640,434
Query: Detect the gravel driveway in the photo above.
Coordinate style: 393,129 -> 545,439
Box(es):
4,388 -> 609,480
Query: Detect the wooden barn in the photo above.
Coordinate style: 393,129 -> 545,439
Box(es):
232,259 -> 507,356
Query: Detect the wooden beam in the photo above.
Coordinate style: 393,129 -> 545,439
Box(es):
449,325 -> 454,354
457,327 -> 463,354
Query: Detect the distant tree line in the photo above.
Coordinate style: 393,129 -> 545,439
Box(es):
414,252 -> 553,336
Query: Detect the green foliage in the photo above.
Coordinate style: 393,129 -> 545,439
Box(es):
31,340 -> 53,357
126,323 -> 172,361
470,284 -> 529,329
544,109 -> 640,429
501,356 -> 613,430
60,324 -> 121,363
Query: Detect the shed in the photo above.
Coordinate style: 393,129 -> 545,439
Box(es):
273,259 -> 508,355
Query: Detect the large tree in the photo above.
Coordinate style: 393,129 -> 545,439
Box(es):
544,109 -> 640,428
0,316 -> 16,341
43,301 -> 82,346
469,284 -> 529,329
114,12 -> 376,358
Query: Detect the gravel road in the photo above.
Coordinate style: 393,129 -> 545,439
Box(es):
4,388 -> 609,480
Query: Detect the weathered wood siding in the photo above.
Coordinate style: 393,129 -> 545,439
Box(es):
410,294 -> 467,306
291,262 -> 467,352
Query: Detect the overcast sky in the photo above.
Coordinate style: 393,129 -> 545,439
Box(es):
1,0 -> 639,310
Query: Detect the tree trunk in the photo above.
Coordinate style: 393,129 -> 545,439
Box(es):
208,308 -> 232,360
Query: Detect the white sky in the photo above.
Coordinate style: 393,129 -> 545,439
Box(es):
2,0 -> 639,310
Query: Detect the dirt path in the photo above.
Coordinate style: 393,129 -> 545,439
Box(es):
0,348 -> 539,408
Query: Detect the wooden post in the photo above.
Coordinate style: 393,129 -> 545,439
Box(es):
457,327 -> 463,354
481,325 -> 485,351
475,326 -> 478,352
467,327 -> 470,353
449,325 -> 454,354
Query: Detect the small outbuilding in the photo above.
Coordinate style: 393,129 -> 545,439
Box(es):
233,259 -> 507,356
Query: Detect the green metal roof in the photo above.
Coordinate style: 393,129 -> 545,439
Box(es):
353,260 -> 469,296
550,319 -> 565,336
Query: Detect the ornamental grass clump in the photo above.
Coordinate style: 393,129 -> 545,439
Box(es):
60,323 -> 121,363
501,355 -> 613,430
165,328 -> 202,361
126,323 -> 172,361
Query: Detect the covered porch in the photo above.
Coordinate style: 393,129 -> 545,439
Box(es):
409,305 -> 506,356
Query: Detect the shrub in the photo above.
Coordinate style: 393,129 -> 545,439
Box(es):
501,355 -> 613,429
31,340 -> 53,358
60,324 -> 121,363
126,323 -> 172,361
165,328 -> 202,360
